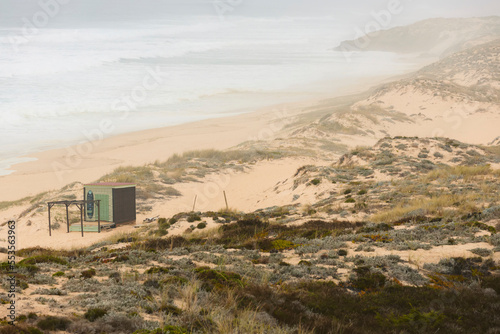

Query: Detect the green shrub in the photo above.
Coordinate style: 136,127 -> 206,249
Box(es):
113,254 -> 129,262
52,271 -> 65,277
159,304 -> 183,316
357,189 -> 367,195
145,266 -> 170,275
310,178 -> 321,186
84,308 -> 108,322
132,325 -> 189,334
80,268 -> 96,279
19,255 -> 67,266
345,198 -> 356,203
37,316 -> 71,331
271,239 -> 296,251
344,189 -> 352,195
155,228 -> 169,237
187,214 -> 201,222
337,249 -> 348,256
381,307 -> 445,330
298,260 -> 312,266
351,266 -> 386,291
161,276 -> 188,286
197,222 -> 207,229
143,279 -> 160,289
195,267 -> 245,291
470,248 -> 492,257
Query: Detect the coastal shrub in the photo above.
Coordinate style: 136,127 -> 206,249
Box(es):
310,178 -> 321,186
270,239 -> 296,251
84,308 -> 108,322
469,248 -> 492,257
337,249 -> 348,256
187,213 -> 202,222
33,288 -> 66,296
37,316 -> 71,331
80,269 -> 96,279
52,271 -> 65,277
161,276 -> 188,286
194,267 -> 245,291
434,152 -> 444,158
109,272 -> 121,282
358,223 -> 393,233
132,326 -> 189,334
197,222 -> 207,229
155,228 -> 168,237
143,279 -> 160,289
350,266 -> 386,291
70,314 -> 144,334
0,326 -> 44,334
137,236 -> 189,251
418,152 -> 428,158
19,255 -> 67,266
145,266 -> 170,275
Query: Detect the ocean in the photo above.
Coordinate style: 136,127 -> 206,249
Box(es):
0,14 -> 422,175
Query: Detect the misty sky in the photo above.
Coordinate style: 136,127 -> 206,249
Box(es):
0,0 -> 499,28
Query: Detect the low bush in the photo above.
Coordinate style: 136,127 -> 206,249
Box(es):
84,308 -> 108,322
310,178 -> 321,186
132,326 -> 189,334
469,248 -> 492,257
350,266 -> 386,291
187,214 -> 202,222
80,269 -> 96,279
195,267 -> 245,291
37,316 -> 71,331
19,255 -> 67,266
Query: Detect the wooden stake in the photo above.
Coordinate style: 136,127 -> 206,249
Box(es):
192,195 -> 197,212
223,191 -> 228,210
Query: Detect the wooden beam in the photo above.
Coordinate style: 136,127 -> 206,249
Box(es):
66,204 -> 70,233
97,200 -> 101,233
79,204 -> 84,237
48,203 -> 52,237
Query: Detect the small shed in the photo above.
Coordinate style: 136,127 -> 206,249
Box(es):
84,183 -> 136,224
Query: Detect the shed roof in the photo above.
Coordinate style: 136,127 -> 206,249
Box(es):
84,182 -> 135,187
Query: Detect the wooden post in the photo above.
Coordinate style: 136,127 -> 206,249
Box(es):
192,195 -> 197,212
66,204 -> 70,233
48,203 -> 52,236
223,191 -> 228,210
80,204 -> 84,237
97,200 -> 101,233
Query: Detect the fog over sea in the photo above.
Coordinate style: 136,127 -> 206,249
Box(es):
0,1 -> 446,175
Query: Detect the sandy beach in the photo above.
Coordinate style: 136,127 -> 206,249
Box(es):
0,100 -> 310,202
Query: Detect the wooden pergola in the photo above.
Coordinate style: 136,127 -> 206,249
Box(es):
47,200 -> 101,237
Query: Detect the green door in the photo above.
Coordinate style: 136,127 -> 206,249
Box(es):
94,194 -> 110,221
